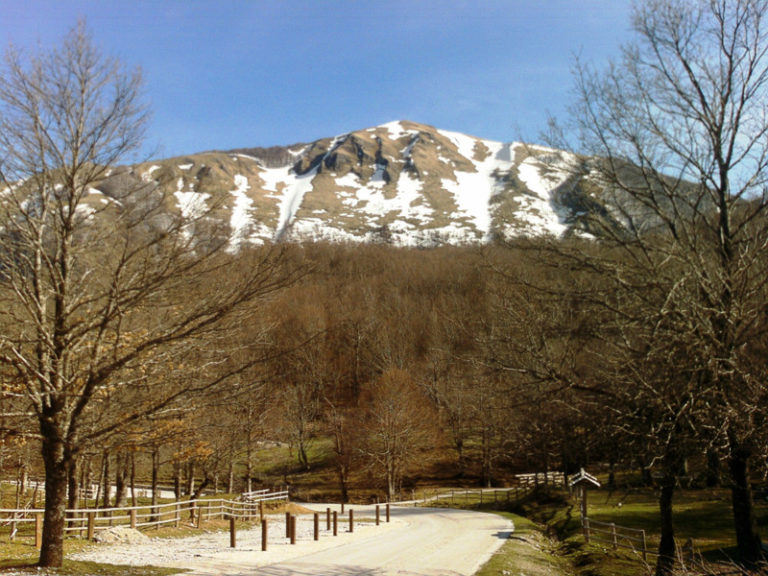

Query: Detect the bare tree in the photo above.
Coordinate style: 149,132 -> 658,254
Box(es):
0,23 -> 297,567
558,0 -> 768,569
358,368 -> 437,501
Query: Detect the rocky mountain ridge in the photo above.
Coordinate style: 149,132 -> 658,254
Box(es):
100,120 -> 611,247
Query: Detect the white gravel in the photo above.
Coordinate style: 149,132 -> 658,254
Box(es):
70,505 -> 398,571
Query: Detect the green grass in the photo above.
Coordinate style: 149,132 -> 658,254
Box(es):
506,485 -> 768,576
475,512 -> 572,576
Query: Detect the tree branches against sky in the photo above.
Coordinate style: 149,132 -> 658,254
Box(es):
0,0 -> 631,159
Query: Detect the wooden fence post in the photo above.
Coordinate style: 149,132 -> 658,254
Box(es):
611,523 -> 618,549
87,511 -> 95,541
290,515 -> 296,545
130,509 -> 137,529
376,504 -> 380,525
259,500 -> 264,523
386,503 -> 390,523
583,517 -> 590,544
285,512 -> 291,538
326,507 -> 331,530
313,512 -> 319,541
262,518 -> 268,551
349,509 -> 354,533
333,511 -> 338,536
175,501 -> 181,528
229,516 -> 236,548
641,529 -> 647,563
34,513 -> 43,549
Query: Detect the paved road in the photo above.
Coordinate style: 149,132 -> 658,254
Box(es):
182,504 -> 513,576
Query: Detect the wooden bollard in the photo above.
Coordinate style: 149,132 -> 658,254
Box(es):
34,513 -> 43,549
349,509 -> 354,533
333,511 -> 338,536
386,503 -> 390,522
290,515 -> 296,545
229,516 -> 236,548
285,511 -> 291,538
87,511 -> 95,541
341,502 -> 345,513
313,512 -> 319,541
261,518 -> 268,551
376,504 -> 380,525
326,507 -> 331,530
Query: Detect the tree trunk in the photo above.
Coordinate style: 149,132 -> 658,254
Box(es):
246,444 -> 253,493
130,454 -> 137,507
298,442 -> 310,470
38,431 -> 69,567
173,461 -> 181,500
150,449 -> 159,523
185,461 -> 195,497
114,453 -> 127,507
66,458 -> 79,530
729,449 -> 764,564
336,461 -> 349,505
655,479 -> 676,576
101,451 -> 110,508
706,448 -> 721,488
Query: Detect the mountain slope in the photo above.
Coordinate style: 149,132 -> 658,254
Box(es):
108,120 -> 606,247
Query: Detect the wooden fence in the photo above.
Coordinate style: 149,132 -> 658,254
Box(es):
582,517 -> 714,573
409,472 -> 562,506
0,490 -> 289,547
582,517 -> 650,562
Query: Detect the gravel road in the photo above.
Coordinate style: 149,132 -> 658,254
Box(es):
72,503 -> 514,576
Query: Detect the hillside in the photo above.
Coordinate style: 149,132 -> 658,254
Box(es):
92,120 -> 613,248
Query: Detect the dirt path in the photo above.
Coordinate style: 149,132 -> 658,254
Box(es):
73,504 -> 513,576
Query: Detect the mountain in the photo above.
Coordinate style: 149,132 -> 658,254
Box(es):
103,120 -> 609,248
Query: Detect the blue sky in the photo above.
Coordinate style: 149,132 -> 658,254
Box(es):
1,1 -> 632,160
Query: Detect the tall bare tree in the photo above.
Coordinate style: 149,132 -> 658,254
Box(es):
559,0 -> 768,568
0,23 -> 296,567
358,368 -> 437,501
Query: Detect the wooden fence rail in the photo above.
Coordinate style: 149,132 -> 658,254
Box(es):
0,490 -> 289,546
582,517 -> 649,562
582,517 -> 717,573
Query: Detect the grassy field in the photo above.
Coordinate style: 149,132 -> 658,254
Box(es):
475,512 -> 572,576
501,485 -> 767,575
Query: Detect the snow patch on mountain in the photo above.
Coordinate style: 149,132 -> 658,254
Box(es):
229,174 -> 254,248
439,137 -> 515,240
275,165 -> 318,239
175,191 -> 209,220
514,152 -> 572,236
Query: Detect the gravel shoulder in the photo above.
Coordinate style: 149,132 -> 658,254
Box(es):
71,504 -> 513,576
